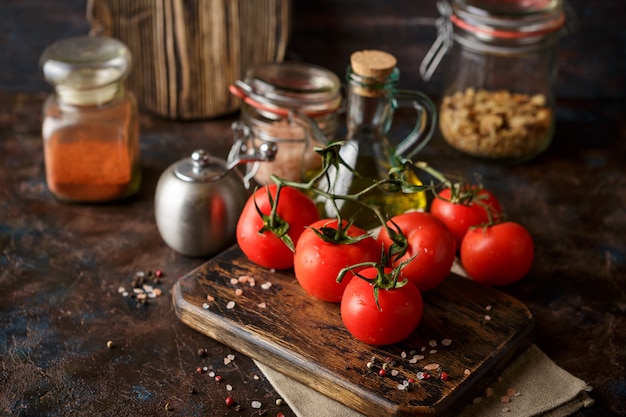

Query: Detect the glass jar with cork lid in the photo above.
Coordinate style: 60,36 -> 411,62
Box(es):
421,0 -> 566,163
317,50 -> 437,229
40,36 -> 140,202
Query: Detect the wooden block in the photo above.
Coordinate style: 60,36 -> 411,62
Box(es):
87,0 -> 291,120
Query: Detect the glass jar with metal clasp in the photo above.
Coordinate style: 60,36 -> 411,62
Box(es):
228,62 -> 342,186
421,0 -> 568,163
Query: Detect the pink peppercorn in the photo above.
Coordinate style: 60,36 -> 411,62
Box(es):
225,396 -> 235,407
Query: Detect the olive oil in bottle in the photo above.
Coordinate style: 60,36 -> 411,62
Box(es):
316,50 -> 436,229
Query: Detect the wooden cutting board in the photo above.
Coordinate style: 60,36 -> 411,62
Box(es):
172,245 -> 534,417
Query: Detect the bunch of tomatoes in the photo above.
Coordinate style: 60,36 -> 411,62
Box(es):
236,179 -> 534,347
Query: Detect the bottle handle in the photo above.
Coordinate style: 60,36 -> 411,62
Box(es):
392,89 -> 438,159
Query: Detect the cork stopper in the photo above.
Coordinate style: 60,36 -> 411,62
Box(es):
350,50 -> 397,79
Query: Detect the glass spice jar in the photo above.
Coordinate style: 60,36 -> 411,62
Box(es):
421,0 -> 566,163
40,36 -> 140,202
228,62 -> 342,185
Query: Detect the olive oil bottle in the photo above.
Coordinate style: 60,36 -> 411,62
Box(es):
316,50 -> 436,229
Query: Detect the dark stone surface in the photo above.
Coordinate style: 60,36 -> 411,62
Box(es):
1,1 -> 625,416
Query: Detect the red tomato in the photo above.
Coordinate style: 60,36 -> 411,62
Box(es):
460,221 -> 534,286
377,212 -> 456,291
294,219 -> 380,303
236,184 -> 319,270
340,267 -> 423,346
430,186 -> 503,248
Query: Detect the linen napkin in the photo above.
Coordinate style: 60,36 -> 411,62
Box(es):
255,344 -> 594,417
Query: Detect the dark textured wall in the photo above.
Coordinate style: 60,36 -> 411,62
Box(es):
1,1 -> 624,100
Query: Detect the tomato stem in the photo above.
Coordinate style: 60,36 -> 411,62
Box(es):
337,258 -> 411,311
255,183 -> 296,252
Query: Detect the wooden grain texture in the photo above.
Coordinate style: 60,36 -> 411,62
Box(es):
86,0 -> 291,120
173,245 -> 534,417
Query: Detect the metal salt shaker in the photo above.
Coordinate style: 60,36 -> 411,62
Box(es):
155,142 -> 276,257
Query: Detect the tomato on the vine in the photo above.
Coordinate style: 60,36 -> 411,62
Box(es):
377,212 -> 456,291
340,266 -> 423,346
460,221 -> 534,286
430,185 -> 503,248
236,184 -> 319,270
294,219 -> 379,303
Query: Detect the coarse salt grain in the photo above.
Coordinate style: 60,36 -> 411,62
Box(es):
235,288 -> 243,296
424,363 -> 440,371
239,275 -> 250,283
464,369 -> 471,376
251,401 -> 262,409
230,278 -> 239,285
207,294 -> 215,301
391,370 -> 399,376
484,315 -> 492,321
202,303 -> 210,309
429,349 -> 437,354
501,396 -> 511,403
401,351 -> 407,359
226,384 -> 233,391
226,301 -> 236,309
261,282 -> 272,290
485,305 -> 492,311
485,387 -> 494,397
397,384 -> 406,390
258,302 -> 267,308
429,340 -> 437,347
118,286 -> 125,293
441,338 -> 452,346
227,354 -> 235,360
507,388 -> 517,397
